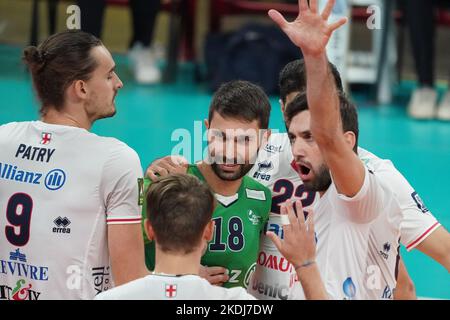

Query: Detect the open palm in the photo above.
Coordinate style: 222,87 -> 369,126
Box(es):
269,0 -> 347,56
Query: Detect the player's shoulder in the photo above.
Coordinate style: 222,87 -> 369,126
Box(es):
95,276 -> 148,300
358,147 -> 394,171
202,280 -> 256,300
358,147 -> 408,187
0,121 -> 30,135
92,135 -> 140,163
0,121 -> 22,129
264,132 -> 290,153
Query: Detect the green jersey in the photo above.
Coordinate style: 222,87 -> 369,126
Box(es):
142,164 -> 271,289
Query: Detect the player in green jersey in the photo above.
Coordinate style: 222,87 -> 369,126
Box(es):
142,80 -> 272,288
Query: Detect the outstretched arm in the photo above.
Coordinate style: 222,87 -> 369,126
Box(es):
416,226 -> 450,272
269,0 -> 364,198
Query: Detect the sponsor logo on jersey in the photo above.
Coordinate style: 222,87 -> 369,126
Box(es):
264,222 -> 284,239
165,284 -> 177,298
252,171 -> 271,181
257,161 -> 273,173
9,248 -> 26,262
45,169 -> 66,191
252,161 -> 274,181
15,144 -> 55,163
0,249 -> 49,282
264,144 -> 283,154
0,162 -> 66,191
250,278 -> 289,300
53,216 -> 71,234
40,132 -> 52,145
342,277 -> 357,300
379,242 -> 391,260
0,278 -> 41,300
257,252 -> 294,273
243,263 -> 256,289
411,191 -> 429,213
92,266 -> 111,295
247,210 -> 262,225
382,285 -> 394,299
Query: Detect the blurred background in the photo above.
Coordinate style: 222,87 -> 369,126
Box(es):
0,0 -> 449,299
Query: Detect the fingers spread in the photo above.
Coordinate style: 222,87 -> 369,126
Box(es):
321,0 -> 336,20
268,9 -> 289,30
309,0 -> 318,13
328,17 -> 348,32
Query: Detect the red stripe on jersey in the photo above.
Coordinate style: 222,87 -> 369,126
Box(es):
406,222 -> 440,250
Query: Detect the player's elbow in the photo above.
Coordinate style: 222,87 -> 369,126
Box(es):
394,277 -> 416,300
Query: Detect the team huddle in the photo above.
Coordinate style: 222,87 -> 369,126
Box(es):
1,0 -> 449,300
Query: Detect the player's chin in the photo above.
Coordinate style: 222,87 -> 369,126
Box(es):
214,165 -> 243,181
103,105 -> 117,119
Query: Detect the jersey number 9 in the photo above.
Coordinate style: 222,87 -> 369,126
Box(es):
5,193 -> 33,247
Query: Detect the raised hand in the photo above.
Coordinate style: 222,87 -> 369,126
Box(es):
266,200 -> 316,269
268,0 -> 347,57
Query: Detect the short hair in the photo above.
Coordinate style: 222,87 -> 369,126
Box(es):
146,174 -> 216,254
208,80 -> 271,129
279,59 -> 344,104
22,30 -> 103,115
285,91 -> 359,153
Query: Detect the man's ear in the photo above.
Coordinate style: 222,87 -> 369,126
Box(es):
261,128 -> 271,147
204,119 -> 210,130
203,220 -> 214,242
73,80 -> 88,99
343,131 -> 356,151
280,99 -> 286,114
144,218 -> 155,241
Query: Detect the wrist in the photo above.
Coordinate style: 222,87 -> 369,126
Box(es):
303,52 -> 328,64
294,260 -> 316,272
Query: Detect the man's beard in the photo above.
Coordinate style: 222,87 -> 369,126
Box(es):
207,144 -> 259,181
304,164 -> 332,192
210,162 -> 254,181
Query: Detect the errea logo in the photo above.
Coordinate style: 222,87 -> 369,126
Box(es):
379,242 -> 391,260
53,216 -> 71,234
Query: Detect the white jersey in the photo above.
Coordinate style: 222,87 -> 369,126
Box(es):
247,133 -> 318,300
291,165 -> 402,300
95,274 -> 256,300
358,148 -> 440,252
358,148 -> 440,299
0,121 -> 143,300
248,133 -> 438,300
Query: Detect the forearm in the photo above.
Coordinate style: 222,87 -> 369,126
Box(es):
296,264 -> 329,300
416,226 -> 450,272
304,53 -> 341,145
112,260 -> 148,286
108,224 -> 149,285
